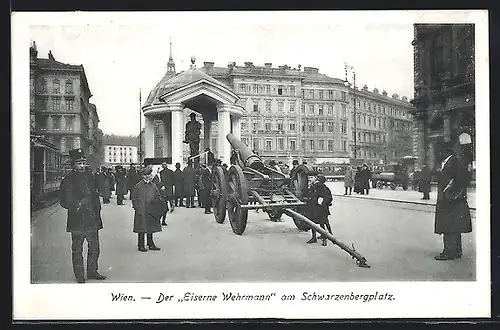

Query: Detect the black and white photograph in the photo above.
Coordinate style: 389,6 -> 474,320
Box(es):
12,10 -> 490,320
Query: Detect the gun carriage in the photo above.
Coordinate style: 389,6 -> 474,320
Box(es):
209,133 -> 370,268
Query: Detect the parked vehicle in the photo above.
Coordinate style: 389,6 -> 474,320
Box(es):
372,162 -> 410,190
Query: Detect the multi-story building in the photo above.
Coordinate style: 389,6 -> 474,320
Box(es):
410,24 -> 475,171
102,135 -> 139,167
145,45 -> 414,165
29,41 -> 102,168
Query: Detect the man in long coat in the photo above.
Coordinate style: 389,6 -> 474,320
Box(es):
127,163 -> 141,196
360,164 -> 371,195
131,166 -> 165,252
434,142 -> 472,260
195,167 -> 204,208
95,166 -> 105,197
419,164 -> 432,200
343,165 -> 355,195
59,148 -> 106,283
306,174 -> 333,246
100,167 -> 113,204
172,162 -> 184,207
114,165 -> 127,205
201,163 -> 213,214
182,159 -> 197,208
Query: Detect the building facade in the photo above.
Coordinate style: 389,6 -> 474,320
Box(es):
410,24 -> 475,171
102,135 -> 139,167
29,41 -> 103,169
144,46 -> 414,166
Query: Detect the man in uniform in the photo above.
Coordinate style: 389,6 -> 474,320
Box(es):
306,174 -> 333,247
183,112 -> 202,164
59,148 -> 106,283
434,140 -> 472,260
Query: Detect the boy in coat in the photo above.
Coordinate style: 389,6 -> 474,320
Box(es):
131,166 -> 165,252
59,148 -> 106,283
306,174 -> 333,246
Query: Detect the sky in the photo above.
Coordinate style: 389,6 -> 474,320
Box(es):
28,12 -> 417,136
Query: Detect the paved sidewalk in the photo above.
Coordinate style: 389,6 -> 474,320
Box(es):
326,182 -> 476,210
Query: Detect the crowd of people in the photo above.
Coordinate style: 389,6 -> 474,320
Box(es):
343,164 -> 373,196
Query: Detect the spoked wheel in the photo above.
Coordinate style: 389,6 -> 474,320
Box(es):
211,166 -> 227,224
290,165 -> 312,232
227,165 -> 249,235
267,209 -> 283,222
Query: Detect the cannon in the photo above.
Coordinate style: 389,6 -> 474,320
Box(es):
209,133 -> 370,268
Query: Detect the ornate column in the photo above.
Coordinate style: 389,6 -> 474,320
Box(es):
163,113 -> 171,158
231,115 -> 241,140
217,107 -> 231,165
171,105 -> 184,166
203,119 -> 211,150
144,115 -> 154,158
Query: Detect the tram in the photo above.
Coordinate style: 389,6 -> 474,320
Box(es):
30,135 -> 63,207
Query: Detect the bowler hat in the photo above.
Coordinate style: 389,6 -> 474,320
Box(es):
69,148 -> 85,162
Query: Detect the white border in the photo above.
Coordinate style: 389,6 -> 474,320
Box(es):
12,10 -> 490,320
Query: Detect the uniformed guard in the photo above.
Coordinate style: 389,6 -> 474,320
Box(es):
306,174 -> 333,246
59,148 -> 106,283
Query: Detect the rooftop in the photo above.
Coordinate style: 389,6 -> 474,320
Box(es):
102,134 -> 138,147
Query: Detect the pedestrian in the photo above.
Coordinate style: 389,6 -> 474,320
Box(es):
360,164 -> 371,195
131,166 -> 166,252
434,141 -> 472,260
344,165 -> 355,195
354,166 -> 362,194
204,147 -> 215,166
127,163 -> 141,197
183,159 -> 197,208
289,159 -> 300,179
114,165 -> 127,205
306,174 -> 333,247
152,169 -> 169,226
59,148 -> 106,283
419,164 -> 431,200
173,162 -> 184,207
101,167 -> 113,204
109,168 -> 116,197
196,166 -> 205,208
95,166 -> 105,198
201,161 -> 213,214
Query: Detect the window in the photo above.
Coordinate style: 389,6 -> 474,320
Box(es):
384,119 -> 387,128
309,140 -> 315,151
290,86 -> 295,96
253,84 -> 259,94
52,115 -> 61,130
39,79 -> 47,93
302,89 -> 305,98
363,115 -> 367,125
53,79 -> 60,93
329,90 -> 334,99
358,132 -> 362,141
65,99 -> 73,111
289,101 -> 296,113
318,122 -> 325,132
319,90 -> 324,99
266,84 -> 271,94
212,138 -> 217,151
38,116 -> 48,130
301,103 -> 305,114
318,105 -> 324,116
308,122 -> 315,132
309,89 -> 314,99
66,137 -> 74,151
36,97 -> 48,111
341,91 -> 347,101
265,139 -> 272,151
241,120 -> 247,131
265,100 -> 271,112
278,86 -> 283,95
290,140 -> 296,151
301,122 -> 306,132
278,101 -> 284,112
327,122 -> 334,132
240,84 -> 246,93
368,133 -> 372,143
252,120 -> 258,131
309,105 -> 314,115
363,133 -> 367,142
265,120 -> 272,131
352,112 -> 355,123
301,139 -> 305,150
319,140 -> 325,151
368,116 -> 372,126
342,140 -> 347,152
277,120 -> 284,131
53,97 -> 61,111
328,140 -> 334,151
65,80 -> 73,94
253,101 -> 259,112
363,102 -> 367,109
341,122 -> 347,134
341,104 -> 347,117
327,105 -> 333,116
278,138 -> 284,150
65,116 -> 74,131
289,122 -> 296,131
253,139 -> 260,151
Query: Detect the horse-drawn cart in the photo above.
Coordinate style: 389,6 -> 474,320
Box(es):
209,133 -> 370,268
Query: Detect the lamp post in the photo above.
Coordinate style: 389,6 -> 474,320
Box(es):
344,63 -> 357,160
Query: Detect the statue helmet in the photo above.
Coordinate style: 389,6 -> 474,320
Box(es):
190,113 -> 196,118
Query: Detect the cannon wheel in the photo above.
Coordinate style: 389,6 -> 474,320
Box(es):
211,166 -> 227,224
227,165 -> 248,235
290,165 -> 312,232
267,209 -> 283,222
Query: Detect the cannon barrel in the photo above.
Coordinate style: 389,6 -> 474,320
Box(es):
226,133 -> 264,170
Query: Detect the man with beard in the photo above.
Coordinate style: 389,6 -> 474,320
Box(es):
59,148 -> 106,283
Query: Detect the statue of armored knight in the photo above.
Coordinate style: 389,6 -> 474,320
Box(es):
183,112 -> 202,164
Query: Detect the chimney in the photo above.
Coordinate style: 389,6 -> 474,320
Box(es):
264,63 -> 272,68
30,41 -> 38,61
48,50 -> 55,61
382,90 -> 388,96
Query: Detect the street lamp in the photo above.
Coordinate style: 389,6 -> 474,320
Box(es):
344,63 -> 357,160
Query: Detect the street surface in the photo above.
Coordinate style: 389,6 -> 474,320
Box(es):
31,187 -> 476,283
